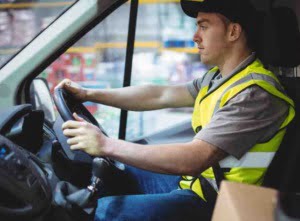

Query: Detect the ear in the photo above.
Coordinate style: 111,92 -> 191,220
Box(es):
228,23 -> 242,42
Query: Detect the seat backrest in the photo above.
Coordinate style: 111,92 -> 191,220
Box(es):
261,4 -> 300,192
263,77 -> 300,192
257,6 -> 300,68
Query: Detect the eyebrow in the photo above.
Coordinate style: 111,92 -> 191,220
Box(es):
196,18 -> 210,25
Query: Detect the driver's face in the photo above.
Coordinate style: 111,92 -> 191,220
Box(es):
193,12 -> 230,66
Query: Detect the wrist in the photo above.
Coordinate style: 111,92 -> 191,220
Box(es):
86,89 -> 103,103
101,137 -> 116,157
84,88 -> 92,102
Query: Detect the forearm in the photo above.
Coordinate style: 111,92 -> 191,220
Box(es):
86,85 -> 167,111
86,84 -> 194,111
63,116 -> 227,174
102,138 -> 223,176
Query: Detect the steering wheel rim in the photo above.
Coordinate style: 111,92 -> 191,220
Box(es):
53,88 -> 108,135
53,87 -> 124,170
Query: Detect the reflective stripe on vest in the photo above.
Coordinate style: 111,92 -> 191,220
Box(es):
219,152 -> 276,168
180,59 -> 295,201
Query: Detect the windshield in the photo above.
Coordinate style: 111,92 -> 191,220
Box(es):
37,1 -> 203,140
0,0 -> 76,68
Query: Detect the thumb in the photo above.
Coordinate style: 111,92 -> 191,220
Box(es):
73,112 -> 85,122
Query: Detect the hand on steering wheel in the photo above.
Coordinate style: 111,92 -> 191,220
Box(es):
62,112 -> 107,156
53,85 -> 124,170
55,79 -> 88,102
54,86 -> 107,136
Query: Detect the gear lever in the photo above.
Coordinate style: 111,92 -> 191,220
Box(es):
87,157 -> 110,194
53,157 -> 111,218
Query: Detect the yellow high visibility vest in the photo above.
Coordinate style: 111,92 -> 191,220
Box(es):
179,59 -> 295,201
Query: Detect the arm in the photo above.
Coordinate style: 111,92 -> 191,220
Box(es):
99,137 -> 227,176
63,113 -> 227,176
87,84 -> 194,111
55,79 -> 195,111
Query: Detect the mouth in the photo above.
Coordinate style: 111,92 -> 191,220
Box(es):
198,47 -> 204,53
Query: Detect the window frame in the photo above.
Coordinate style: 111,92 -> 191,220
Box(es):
0,0 -> 128,108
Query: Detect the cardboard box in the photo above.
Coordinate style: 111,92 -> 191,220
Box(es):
212,181 -> 278,221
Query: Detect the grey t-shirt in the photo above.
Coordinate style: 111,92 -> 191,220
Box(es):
187,56 -> 289,159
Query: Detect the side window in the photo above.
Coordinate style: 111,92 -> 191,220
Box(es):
126,2 -> 209,140
39,3 -> 130,138
0,0 -> 75,67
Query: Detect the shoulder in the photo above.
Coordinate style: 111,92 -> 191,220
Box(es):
225,85 -> 289,119
230,85 -> 285,104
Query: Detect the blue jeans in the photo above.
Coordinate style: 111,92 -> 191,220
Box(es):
94,166 -> 214,221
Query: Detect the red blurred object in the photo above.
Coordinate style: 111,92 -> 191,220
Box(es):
46,52 -> 98,114
47,53 -> 96,93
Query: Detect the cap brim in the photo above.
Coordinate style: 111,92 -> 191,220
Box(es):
181,0 -> 202,18
181,0 -> 219,18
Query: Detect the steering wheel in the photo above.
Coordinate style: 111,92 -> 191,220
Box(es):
53,88 -> 107,134
53,87 -> 124,170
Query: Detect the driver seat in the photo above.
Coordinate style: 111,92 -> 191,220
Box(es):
260,5 -> 300,192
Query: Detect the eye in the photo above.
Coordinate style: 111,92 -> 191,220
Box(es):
200,25 -> 207,30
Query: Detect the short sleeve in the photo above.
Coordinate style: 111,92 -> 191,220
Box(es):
194,85 -> 289,159
186,78 -> 203,99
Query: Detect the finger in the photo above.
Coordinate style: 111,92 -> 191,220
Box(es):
70,143 -> 84,151
73,113 -> 85,122
62,120 -> 85,130
54,79 -> 71,90
63,128 -> 82,137
67,137 -> 81,146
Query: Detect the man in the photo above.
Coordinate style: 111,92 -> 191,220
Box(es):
56,0 -> 295,220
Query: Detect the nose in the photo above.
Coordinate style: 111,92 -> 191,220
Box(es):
193,29 -> 201,45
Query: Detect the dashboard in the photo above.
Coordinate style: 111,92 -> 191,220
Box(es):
0,104 -> 44,154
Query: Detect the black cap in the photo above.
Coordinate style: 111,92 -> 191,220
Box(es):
181,0 -> 257,30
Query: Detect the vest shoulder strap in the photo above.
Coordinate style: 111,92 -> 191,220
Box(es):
213,72 -> 295,116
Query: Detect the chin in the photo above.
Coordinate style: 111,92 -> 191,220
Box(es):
200,56 -> 209,65
200,56 -> 215,66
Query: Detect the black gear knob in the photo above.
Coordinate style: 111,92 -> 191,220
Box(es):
88,158 -> 110,194
92,157 -> 110,179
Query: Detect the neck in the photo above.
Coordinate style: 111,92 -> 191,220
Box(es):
218,47 -> 252,77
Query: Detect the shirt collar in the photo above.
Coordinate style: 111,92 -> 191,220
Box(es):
228,52 -> 256,77
208,53 -> 256,92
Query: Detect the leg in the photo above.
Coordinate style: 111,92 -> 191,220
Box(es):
94,189 -> 214,221
123,165 -> 181,194
101,165 -> 181,195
